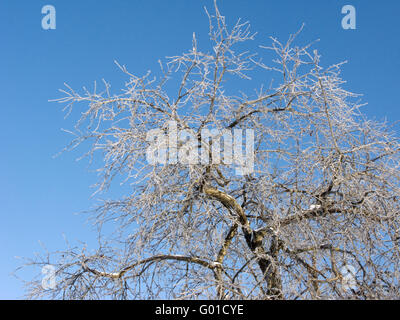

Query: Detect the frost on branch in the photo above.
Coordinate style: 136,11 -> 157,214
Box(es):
18,1 -> 400,300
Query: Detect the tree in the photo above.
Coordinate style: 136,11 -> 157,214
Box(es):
20,1 -> 400,299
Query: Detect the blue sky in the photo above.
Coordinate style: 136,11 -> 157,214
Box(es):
0,0 -> 399,299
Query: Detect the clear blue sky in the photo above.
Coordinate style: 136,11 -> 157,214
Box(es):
1,0 -> 399,299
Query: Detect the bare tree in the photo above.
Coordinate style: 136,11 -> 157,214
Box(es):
19,1 -> 400,299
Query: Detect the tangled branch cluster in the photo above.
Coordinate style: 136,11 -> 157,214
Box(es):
19,1 -> 400,300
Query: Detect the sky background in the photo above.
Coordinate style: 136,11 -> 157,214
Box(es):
0,0 -> 399,299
